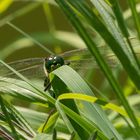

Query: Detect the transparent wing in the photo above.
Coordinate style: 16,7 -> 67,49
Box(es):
0,58 -> 45,79
60,37 -> 140,70
0,48 -> 113,80
61,47 -> 109,59
0,37 -> 140,79
61,47 -> 118,70
68,56 -> 119,70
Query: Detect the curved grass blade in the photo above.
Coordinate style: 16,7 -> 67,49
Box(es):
0,95 -> 36,138
57,93 -> 128,117
55,101 -> 109,140
0,59 -> 55,105
55,0 -> 140,136
66,0 -> 140,90
38,110 -> 58,133
51,65 -> 122,139
0,59 -> 108,139
0,96 -> 20,140
51,71 -> 89,139
55,101 -> 81,140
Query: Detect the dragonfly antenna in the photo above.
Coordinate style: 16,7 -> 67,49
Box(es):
7,21 -> 54,55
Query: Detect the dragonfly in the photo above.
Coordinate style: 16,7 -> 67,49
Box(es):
0,42 -> 140,92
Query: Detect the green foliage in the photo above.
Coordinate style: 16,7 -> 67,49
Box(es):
0,0 -> 140,140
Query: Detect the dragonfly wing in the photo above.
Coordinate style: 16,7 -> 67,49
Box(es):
60,48 -> 108,60
60,48 -> 90,58
61,44 -> 140,70
1,37 -> 140,79
0,58 -> 46,79
68,55 -> 120,70
60,47 -> 119,70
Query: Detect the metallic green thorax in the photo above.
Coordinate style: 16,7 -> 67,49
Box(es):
45,55 -> 64,73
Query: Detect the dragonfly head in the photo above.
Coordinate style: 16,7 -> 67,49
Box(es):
45,55 -> 64,73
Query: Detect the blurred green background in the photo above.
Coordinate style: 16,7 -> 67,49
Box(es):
0,1 -> 75,61
0,0 -> 131,61
0,0 -> 139,99
1,1 -> 140,139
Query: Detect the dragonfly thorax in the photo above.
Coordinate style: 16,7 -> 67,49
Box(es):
44,55 -> 64,73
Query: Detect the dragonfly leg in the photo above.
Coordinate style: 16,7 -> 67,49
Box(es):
44,77 -> 56,98
44,77 -> 51,91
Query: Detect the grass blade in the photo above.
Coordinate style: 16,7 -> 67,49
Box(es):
51,65 -> 122,139
127,0 -> 140,39
55,0 -> 140,137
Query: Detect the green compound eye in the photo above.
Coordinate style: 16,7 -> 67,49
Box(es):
45,57 -> 54,72
45,55 -> 64,73
54,56 -> 64,66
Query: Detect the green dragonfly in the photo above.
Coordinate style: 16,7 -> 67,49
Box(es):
0,42 -> 140,92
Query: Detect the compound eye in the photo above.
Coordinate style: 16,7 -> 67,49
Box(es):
54,56 -> 64,66
45,57 -> 54,72
45,56 -> 64,73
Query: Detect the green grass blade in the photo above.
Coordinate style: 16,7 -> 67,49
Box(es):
67,0 -> 140,90
0,96 -> 20,140
109,0 -> 140,71
57,93 -> 127,117
56,102 -> 109,140
4,100 -> 36,137
55,1 -> 140,137
51,73 -> 89,139
0,60 -> 55,104
0,59 -> 108,139
51,65 -> 122,139
127,0 -> 140,39
55,101 -> 81,140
